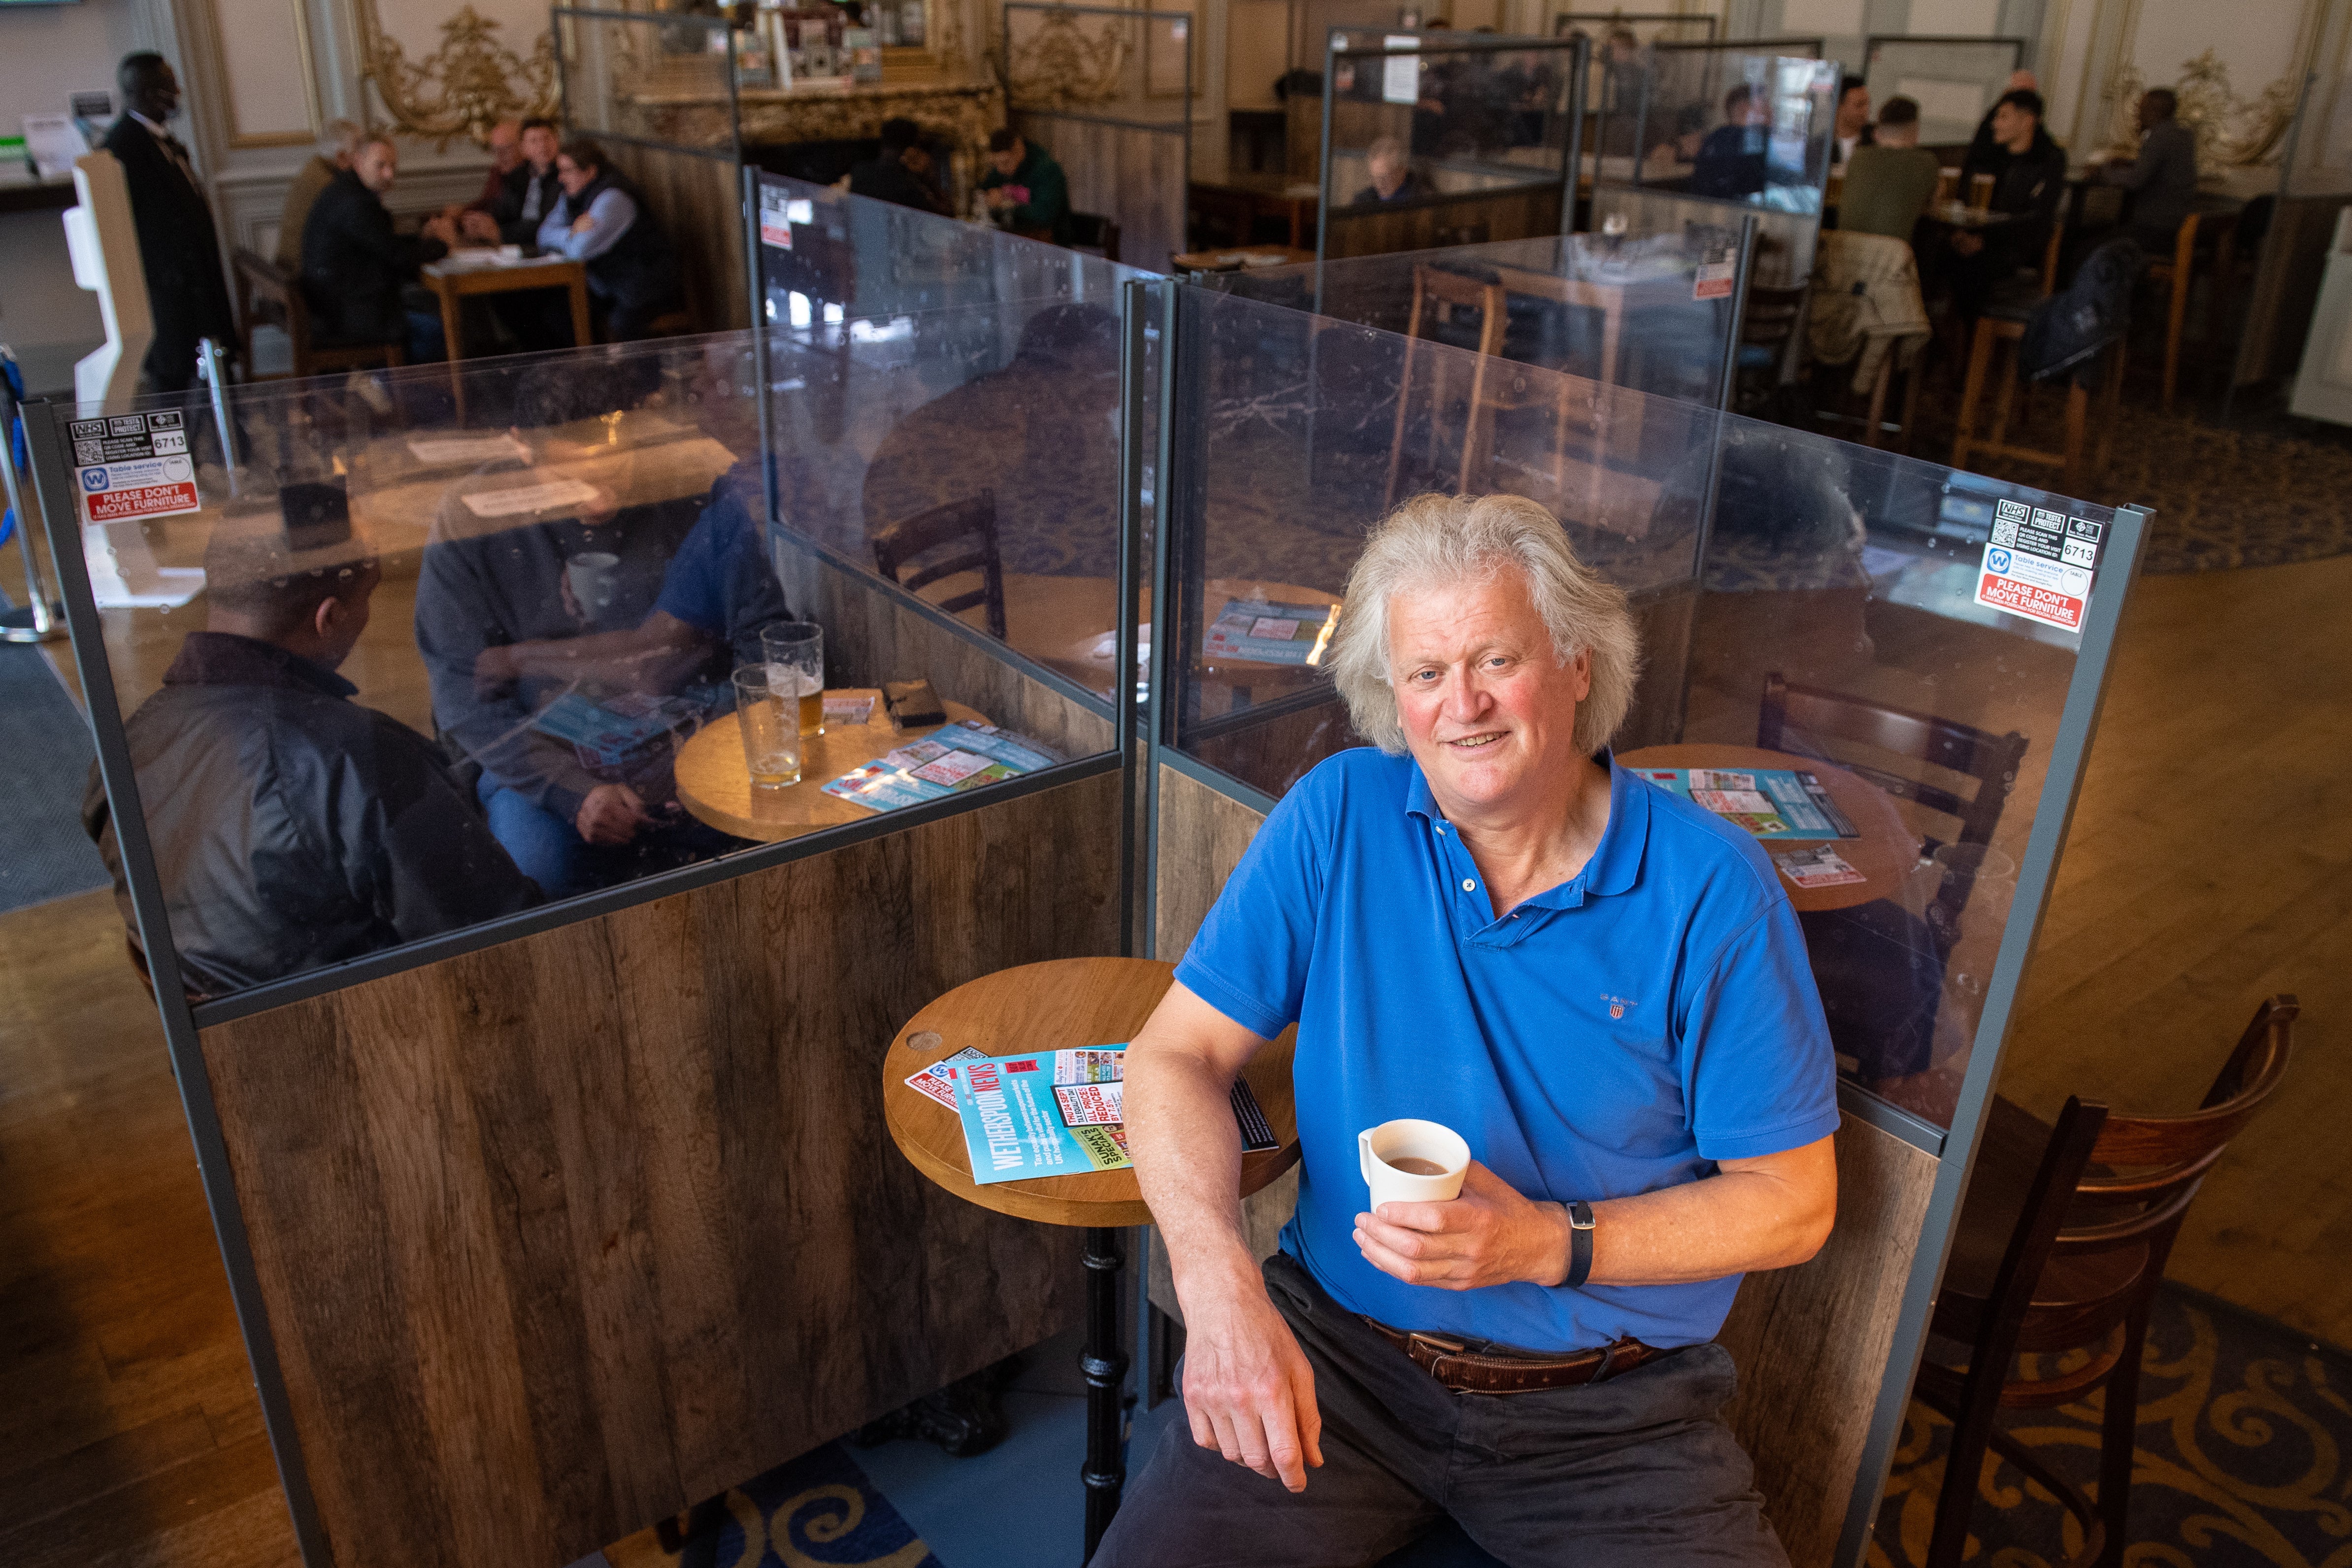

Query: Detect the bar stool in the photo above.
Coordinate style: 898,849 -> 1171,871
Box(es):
1949,298 -> 2126,495
2149,203 -> 2238,411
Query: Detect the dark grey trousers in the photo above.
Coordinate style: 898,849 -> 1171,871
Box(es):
1095,1253 -> 1789,1568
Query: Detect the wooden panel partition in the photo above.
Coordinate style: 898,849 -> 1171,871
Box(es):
607,144 -> 749,332
199,768 -> 1120,1568
1147,758 -> 1940,1563
1323,186 -> 1563,260
1011,113 -> 1186,272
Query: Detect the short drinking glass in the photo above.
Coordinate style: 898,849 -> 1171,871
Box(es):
762,621 -> 826,735
733,666 -> 801,788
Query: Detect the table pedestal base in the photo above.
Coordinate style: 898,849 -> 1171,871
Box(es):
1082,1226 -> 1129,1560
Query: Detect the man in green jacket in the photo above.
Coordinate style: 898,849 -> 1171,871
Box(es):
979,128 -> 1073,244
1839,96 -> 1941,241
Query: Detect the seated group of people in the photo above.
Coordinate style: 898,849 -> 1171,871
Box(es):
88,424 -> 792,996
845,123 -> 1072,241
1829,71 -> 2200,321
281,114 -> 682,363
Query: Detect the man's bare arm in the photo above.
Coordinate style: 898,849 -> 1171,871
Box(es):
1126,982 -> 1325,1492
1352,1135 -> 1837,1292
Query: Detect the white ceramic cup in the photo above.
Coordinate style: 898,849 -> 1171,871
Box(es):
1358,1119 -> 1471,1211
566,551 -> 621,618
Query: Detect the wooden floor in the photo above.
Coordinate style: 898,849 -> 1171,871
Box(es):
1,534 -> 2345,1563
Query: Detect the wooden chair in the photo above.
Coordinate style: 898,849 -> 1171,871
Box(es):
1385,264 -> 1506,503
2147,204 -> 2238,412
870,492 -> 1008,639
1914,996 -> 2299,1568
1728,280 -> 1809,416
232,247 -> 406,381
1759,671 -> 2028,852
1067,211 -> 1122,264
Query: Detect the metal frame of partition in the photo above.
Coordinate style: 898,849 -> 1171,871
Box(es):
1002,1 -> 1193,268
1135,267 -> 2158,1567
1554,8 -> 1717,39
1315,29 -> 1592,262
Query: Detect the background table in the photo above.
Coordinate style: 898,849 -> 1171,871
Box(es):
882,957 -> 1299,1556
419,255 -> 592,417
1004,574 -> 1341,703
673,688 -> 987,842
1619,743 -> 1920,913
1187,169 -> 1321,249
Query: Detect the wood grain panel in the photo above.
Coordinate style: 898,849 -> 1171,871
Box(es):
607,144 -> 748,333
1011,114 -> 1187,272
1153,761 -> 1271,961
1716,1113 -> 1937,1568
197,770 -> 1123,1568
1323,187 -> 1562,261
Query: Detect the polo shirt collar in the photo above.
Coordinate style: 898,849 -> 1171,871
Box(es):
1402,747 -> 1650,908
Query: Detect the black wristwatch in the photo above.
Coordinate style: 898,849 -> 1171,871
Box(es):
1563,1200 -> 1596,1288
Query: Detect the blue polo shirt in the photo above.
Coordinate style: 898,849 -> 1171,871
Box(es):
1174,747 -> 1837,1352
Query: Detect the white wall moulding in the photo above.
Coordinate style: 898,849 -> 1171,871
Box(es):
208,0 -> 322,146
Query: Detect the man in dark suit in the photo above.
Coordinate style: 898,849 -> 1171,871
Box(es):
100,53 -> 236,395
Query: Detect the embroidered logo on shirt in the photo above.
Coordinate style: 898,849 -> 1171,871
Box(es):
1602,993 -> 1637,1020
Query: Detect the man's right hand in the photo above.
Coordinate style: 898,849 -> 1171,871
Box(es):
1178,1279 -> 1325,1492
575,783 -> 651,845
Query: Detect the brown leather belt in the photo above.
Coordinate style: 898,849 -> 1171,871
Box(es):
1363,1318 -> 1671,1395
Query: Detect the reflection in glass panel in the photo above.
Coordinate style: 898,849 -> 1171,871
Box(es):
1162,283 -> 2123,1136
1321,30 -> 1582,260
1860,37 -> 2025,150
1211,231 -> 1740,407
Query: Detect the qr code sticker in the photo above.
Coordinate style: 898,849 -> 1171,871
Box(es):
73,441 -> 101,463
1991,517 -> 2019,546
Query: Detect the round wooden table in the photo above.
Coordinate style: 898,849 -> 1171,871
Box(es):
882,958 -> 1300,1555
1618,744 -> 1920,914
671,688 -> 986,843
1005,575 -> 1343,701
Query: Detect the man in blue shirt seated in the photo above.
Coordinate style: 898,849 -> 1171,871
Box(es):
1101,493 -> 1839,1567
539,136 -> 683,341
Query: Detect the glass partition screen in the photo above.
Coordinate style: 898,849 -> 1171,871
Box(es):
1161,278 -> 2130,1139
1209,230 -> 1742,408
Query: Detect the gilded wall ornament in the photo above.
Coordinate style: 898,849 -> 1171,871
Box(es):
1003,8 -> 1128,109
2101,48 -> 2299,170
362,4 -> 563,150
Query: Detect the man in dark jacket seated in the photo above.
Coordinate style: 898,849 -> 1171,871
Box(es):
83,496 -> 540,997
848,117 -> 949,214
1951,88 -> 2068,321
300,133 -> 459,362
1686,84 -> 1769,200
415,402 -> 789,899
539,136 -> 683,342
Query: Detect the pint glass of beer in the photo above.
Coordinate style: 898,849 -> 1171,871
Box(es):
761,621 -> 826,734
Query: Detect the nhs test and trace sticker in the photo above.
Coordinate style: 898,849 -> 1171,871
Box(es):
1973,499 -> 2100,633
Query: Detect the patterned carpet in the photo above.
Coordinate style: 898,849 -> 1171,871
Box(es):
606,1442 -> 941,1568
1872,1282 -> 2352,1568
1900,380 -> 2352,576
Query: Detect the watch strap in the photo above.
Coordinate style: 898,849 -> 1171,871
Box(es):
1564,1199 -> 1596,1288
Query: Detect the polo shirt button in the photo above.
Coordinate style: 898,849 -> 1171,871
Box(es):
1462,878 -> 1476,892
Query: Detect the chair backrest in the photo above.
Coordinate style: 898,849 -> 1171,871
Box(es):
2039,184 -> 2072,294
1740,280 -> 1810,348
869,491 -> 1008,639
1758,671 -> 2029,849
1404,265 -> 1506,356
2060,996 -> 2298,1278
233,245 -> 309,361
1068,211 -> 1121,264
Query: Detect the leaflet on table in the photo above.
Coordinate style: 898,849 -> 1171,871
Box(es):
530,690 -> 702,766
905,1044 -> 1119,1109
819,721 -> 1061,814
944,1047 -> 1279,1185
1636,768 -> 1859,839
1202,599 -> 1338,667
1771,845 -> 1867,889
